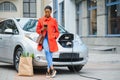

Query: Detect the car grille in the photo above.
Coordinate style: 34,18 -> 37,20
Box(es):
53,53 -> 83,62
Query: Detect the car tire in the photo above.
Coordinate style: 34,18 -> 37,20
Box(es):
68,65 -> 83,72
14,47 -> 23,72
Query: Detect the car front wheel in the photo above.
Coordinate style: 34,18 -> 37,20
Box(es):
68,65 -> 83,72
14,47 -> 23,72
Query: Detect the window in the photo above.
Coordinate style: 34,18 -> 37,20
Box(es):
59,1 -> 64,26
88,0 -> 97,35
106,0 -> 120,34
4,20 -> 19,34
23,19 -> 38,32
53,0 -> 58,20
0,21 -> 5,34
76,4 -> 80,35
0,1 -> 17,12
23,0 -> 36,18
76,2 -> 82,35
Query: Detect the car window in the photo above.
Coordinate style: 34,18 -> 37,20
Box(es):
0,21 -> 5,34
58,25 -> 68,33
4,20 -> 19,34
17,19 -> 68,33
23,19 -> 38,32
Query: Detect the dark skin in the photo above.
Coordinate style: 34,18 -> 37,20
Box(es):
45,8 -> 52,18
41,9 -> 52,32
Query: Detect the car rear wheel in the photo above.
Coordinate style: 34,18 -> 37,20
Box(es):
68,65 -> 83,72
14,47 -> 23,72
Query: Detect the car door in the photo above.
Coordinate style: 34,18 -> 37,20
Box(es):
0,21 -> 5,60
2,19 -> 19,60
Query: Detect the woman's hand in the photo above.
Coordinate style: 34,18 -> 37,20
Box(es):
41,26 -> 47,32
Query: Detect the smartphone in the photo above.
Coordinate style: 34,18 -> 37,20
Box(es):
44,24 -> 47,28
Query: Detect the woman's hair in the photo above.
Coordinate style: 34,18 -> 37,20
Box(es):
44,5 -> 52,11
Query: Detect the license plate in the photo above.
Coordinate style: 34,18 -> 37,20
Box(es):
59,53 -> 79,59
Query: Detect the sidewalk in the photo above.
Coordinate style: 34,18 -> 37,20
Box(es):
88,51 -> 120,63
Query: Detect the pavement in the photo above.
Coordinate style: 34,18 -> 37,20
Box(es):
88,52 -> 120,63
0,50 -> 120,80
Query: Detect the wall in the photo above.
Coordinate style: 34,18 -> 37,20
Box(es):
64,0 -> 76,34
0,0 -> 23,18
81,0 -> 120,53
0,0 -> 43,18
36,0 -> 42,18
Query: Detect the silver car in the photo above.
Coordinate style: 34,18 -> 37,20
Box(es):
0,18 -> 88,72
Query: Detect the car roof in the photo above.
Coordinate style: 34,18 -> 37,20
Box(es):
0,18 -> 38,22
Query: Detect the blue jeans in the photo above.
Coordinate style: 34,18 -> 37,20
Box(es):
43,34 -> 53,69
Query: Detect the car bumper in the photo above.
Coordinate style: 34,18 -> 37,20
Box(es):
33,57 -> 88,67
33,51 -> 88,67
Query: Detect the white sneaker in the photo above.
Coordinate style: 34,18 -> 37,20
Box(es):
51,70 -> 57,78
46,72 -> 51,78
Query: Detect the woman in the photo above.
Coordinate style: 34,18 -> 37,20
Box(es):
36,5 -> 60,78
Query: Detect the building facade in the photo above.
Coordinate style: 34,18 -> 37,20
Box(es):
0,0 -> 44,18
0,0 -> 120,53
47,0 -> 120,53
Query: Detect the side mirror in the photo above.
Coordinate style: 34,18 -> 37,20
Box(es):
4,29 -> 14,34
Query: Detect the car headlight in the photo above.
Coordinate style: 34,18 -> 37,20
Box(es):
74,35 -> 83,45
35,56 -> 41,61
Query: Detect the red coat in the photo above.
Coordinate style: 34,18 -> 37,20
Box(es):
36,16 -> 60,52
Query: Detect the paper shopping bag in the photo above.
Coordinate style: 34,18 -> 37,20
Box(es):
18,57 -> 33,76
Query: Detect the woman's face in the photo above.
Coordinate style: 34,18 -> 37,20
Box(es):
44,9 -> 51,18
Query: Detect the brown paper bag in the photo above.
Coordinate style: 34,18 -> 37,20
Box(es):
18,57 -> 33,76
